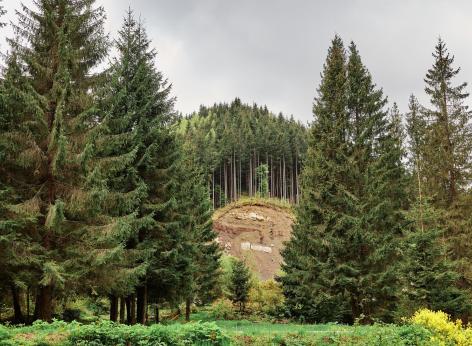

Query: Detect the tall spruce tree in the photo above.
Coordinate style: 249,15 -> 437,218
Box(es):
281,37 -> 406,323
93,10 -> 156,321
280,36 -> 352,323
401,198 -> 471,318
421,39 -> 472,297
174,152 -> 220,321
422,39 -> 472,207
102,9 -> 179,325
0,0 -> 113,322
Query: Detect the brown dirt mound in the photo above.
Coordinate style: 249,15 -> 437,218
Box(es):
213,203 -> 294,280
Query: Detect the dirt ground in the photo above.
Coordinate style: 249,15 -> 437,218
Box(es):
213,204 -> 294,280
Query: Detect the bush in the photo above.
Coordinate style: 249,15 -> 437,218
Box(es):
209,298 -> 236,320
410,309 -> 472,346
248,279 -> 285,317
68,320 -> 229,346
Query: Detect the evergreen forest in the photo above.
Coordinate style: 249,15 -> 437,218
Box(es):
1,1 -> 472,345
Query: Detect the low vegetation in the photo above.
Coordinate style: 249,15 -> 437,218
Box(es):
1,310 -> 470,345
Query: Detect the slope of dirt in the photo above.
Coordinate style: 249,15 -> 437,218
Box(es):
213,202 -> 294,280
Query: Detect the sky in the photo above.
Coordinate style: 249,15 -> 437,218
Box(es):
2,0 -> 472,123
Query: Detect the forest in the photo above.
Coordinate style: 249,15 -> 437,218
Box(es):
1,1 -> 472,345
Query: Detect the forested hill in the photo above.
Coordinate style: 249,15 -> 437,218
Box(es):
177,98 -> 308,208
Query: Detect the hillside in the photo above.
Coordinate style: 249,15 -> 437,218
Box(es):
213,198 -> 294,280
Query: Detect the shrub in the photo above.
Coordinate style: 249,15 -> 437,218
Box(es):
410,309 -> 472,346
209,298 -> 236,320
67,320 -> 229,346
248,279 -> 285,317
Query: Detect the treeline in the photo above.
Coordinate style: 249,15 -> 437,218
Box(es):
0,2 -> 219,324
281,36 -> 472,324
178,101 -> 307,207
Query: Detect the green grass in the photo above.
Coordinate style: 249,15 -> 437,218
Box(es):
212,319 -> 349,335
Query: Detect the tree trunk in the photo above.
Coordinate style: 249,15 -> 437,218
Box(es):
125,295 -> 132,324
26,286 -> 30,323
130,294 -> 136,325
11,285 -> 24,324
35,285 -> 54,322
136,285 -> 147,324
185,297 -> 191,322
109,295 -> 118,322
119,297 -> 125,324
155,304 -> 159,324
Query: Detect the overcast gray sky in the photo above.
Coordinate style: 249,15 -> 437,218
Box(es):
2,0 -> 472,122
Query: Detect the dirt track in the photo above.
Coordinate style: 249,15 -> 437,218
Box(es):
213,204 -> 294,280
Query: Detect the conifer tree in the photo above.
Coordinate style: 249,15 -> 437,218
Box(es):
422,39 -> 472,207
172,155 -> 220,321
401,199 -> 471,318
102,9 -> 178,325
420,39 -> 472,297
280,36 -> 352,323
229,259 -> 251,313
0,0 -> 113,322
281,38 -> 407,323
93,10 -> 156,321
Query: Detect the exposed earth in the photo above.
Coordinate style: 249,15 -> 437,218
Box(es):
213,202 -> 294,280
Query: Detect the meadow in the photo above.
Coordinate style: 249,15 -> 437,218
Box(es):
0,309 -> 469,346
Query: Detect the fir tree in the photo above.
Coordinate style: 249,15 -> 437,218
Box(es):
1,0 -> 111,321
281,38 -> 407,323
102,9 -> 178,325
422,39 -> 472,207
401,199 -> 471,318
420,39 -> 472,300
93,10 -> 154,321
229,259 -> 251,313
280,36 -> 352,323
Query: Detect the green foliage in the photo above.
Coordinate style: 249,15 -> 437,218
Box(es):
400,200 -> 471,318
0,320 -> 229,346
208,298 -> 236,320
248,280 -> 285,317
281,36 -> 407,323
255,164 -> 269,198
229,259 -> 252,313
178,100 -> 307,206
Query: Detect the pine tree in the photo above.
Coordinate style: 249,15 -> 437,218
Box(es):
422,39 -> 472,207
0,0 -> 113,322
229,259 -> 251,313
420,39 -> 472,300
93,10 -> 158,321
281,38 -> 407,323
102,9 -> 178,325
401,199 -> 471,318
173,154 -> 220,321
280,36 -> 352,323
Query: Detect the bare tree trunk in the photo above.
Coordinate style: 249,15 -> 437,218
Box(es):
26,286 -> 30,323
109,295 -> 118,322
155,304 -> 160,324
11,285 -> 24,324
185,297 -> 191,322
136,285 -> 147,324
212,172 -> 215,209
224,162 -> 227,204
130,294 -> 136,325
249,155 -> 252,196
35,285 -> 54,322
119,297 -> 125,324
